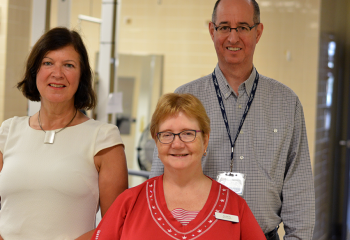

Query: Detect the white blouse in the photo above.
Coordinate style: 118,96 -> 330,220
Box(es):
0,116 -> 123,240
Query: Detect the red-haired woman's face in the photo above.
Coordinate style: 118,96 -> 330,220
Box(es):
156,112 -> 209,173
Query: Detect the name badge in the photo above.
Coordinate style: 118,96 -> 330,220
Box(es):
215,212 -> 239,223
216,172 -> 246,196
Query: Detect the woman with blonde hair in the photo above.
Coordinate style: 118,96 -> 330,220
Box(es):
91,93 -> 264,240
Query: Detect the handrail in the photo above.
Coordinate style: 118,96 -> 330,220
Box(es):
128,169 -> 150,179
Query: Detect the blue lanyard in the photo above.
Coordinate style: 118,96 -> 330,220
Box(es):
212,69 -> 259,172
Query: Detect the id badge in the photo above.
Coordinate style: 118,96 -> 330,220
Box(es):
216,172 -> 246,196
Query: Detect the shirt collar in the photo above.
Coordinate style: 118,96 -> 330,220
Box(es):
214,64 -> 257,99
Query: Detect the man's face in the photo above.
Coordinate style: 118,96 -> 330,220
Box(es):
209,0 -> 263,70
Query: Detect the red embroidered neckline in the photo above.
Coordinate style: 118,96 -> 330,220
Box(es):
146,178 -> 229,240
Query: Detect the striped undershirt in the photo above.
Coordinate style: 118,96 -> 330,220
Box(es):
171,208 -> 199,226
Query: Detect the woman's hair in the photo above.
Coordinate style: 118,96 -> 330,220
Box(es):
17,27 -> 96,110
150,93 -> 210,140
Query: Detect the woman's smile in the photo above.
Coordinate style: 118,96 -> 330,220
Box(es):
36,45 -> 81,105
156,112 -> 208,171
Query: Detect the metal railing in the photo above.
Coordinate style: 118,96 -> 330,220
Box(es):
128,169 -> 150,179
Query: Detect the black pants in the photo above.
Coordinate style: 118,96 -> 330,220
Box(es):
265,228 -> 280,240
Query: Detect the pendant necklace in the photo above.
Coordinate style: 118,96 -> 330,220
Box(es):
38,108 -> 78,144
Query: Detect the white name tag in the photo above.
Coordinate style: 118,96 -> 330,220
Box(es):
216,172 -> 246,196
215,212 -> 239,223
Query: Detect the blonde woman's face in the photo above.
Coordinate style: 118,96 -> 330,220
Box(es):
156,112 -> 209,172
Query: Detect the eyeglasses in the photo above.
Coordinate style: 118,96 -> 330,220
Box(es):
213,22 -> 259,36
157,130 -> 202,144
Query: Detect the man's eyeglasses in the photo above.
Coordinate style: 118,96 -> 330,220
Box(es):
157,130 -> 202,144
213,22 -> 259,35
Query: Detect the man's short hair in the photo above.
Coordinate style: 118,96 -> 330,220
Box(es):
212,0 -> 260,24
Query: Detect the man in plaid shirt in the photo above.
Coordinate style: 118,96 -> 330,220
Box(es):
151,0 -> 315,239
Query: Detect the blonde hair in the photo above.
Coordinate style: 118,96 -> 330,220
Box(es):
150,93 -> 210,139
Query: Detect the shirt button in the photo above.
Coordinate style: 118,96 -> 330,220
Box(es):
240,156 -> 244,159
274,129 -> 278,133
238,105 -> 242,109
225,93 -> 230,98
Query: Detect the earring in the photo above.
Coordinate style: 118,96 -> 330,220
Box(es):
203,150 -> 207,156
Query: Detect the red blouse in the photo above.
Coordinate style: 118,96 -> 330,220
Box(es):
91,175 -> 265,240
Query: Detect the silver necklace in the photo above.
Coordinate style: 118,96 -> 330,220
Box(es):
38,109 -> 78,144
